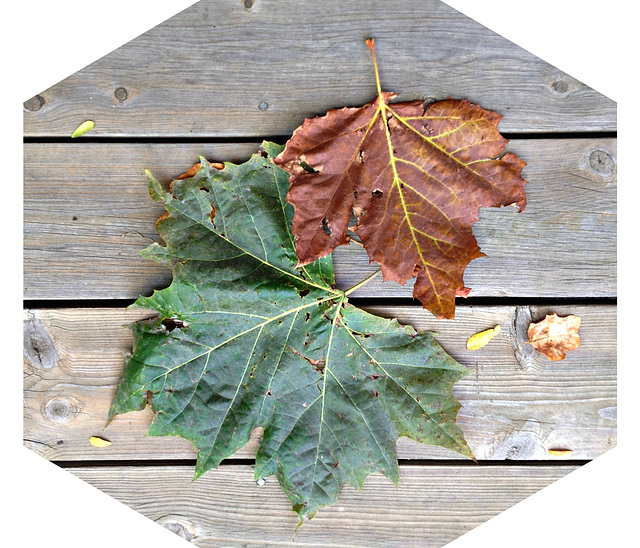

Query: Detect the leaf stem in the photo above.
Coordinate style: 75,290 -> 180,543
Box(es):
343,268 -> 381,296
365,38 -> 382,96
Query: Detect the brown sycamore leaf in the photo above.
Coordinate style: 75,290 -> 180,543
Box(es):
527,313 -> 581,361
274,39 -> 527,319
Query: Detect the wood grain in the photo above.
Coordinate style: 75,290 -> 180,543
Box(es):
24,305 -> 616,462
21,0 -> 618,536
23,138 -> 617,300
67,463 -> 578,547
22,0 -> 615,138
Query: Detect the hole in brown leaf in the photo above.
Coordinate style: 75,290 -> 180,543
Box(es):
423,123 -> 434,135
321,216 -> 332,235
298,160 -> 318,174
371,189 -> 383,196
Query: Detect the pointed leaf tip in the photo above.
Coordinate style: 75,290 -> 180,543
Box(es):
144,170 -> 164,201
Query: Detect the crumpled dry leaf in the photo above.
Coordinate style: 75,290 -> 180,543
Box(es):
527,313 -> 581,361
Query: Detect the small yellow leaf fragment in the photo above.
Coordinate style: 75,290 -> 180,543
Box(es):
466,325 -> 501,350
548,449 -> 573,457
89,436 -> 112,448
71,120 -> 95,138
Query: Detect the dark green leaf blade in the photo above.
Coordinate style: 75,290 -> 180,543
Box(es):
337,304 -> 473,460
109,142 -> 472,520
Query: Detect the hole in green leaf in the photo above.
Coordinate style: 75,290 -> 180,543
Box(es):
162,318 -> 186,332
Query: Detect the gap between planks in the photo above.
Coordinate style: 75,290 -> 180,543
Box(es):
52,458 -> 591,468
22,296 -> 618,310
21,131 -> 619,144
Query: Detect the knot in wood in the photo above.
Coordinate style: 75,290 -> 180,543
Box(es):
491,422 -> 541,460
114,87 -> 128,103
551,80 -> 569,94
156,516 -> 198,542
43,397 -> 78,423
24,317 -> 58,370
589,149 -> 615,177
24,95 -> 45,112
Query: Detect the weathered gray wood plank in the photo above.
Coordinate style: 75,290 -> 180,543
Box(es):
23,305 -> 616,462
68,463 -> 578,547
23,0 -> 616,137
23,139 -> 617,300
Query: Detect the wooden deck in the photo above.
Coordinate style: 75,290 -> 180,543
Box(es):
23,0 -> 616,546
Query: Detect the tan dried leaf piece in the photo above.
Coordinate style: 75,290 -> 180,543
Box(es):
527,313 -> 581,361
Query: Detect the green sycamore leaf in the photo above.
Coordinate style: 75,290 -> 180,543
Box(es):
109,142 -> 473,519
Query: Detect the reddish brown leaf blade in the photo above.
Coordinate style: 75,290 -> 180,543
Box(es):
275,50 -> 527,319
276,93 -> 394,265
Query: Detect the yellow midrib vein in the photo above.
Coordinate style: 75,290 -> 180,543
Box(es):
377,101 -> 443,309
